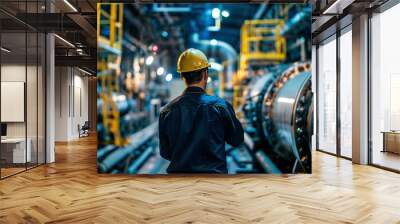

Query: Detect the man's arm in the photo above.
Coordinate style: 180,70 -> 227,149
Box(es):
158,111 -> 171,160
221,102 -> 244,147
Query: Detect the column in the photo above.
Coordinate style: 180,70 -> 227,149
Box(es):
352,14 -> 369,164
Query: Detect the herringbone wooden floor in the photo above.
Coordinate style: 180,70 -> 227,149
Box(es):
1,135 -> 400,223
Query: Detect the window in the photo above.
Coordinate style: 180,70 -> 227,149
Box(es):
370,3 -> 400,171
339,28 -> 352,158
317,36 -> 337,154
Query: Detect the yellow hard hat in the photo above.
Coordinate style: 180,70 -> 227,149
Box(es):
177,48 -> 210,73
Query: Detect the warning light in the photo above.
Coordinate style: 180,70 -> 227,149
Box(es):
151,44 -> 159,52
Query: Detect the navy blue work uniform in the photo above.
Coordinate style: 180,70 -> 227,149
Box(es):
158,86 -> 244,173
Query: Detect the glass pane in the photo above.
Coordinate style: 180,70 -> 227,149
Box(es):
38,32 -> 45,165
1,31 -> 27,177
339,29 -> 352,158
27,31 -> 38,169
317,37 -> 337,154
0,0 -> 46,178
371,5 -> 400,171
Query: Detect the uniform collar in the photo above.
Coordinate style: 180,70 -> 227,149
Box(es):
184,86 -> 205,94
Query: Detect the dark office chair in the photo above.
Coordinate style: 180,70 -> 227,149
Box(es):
78,121 -> 90,138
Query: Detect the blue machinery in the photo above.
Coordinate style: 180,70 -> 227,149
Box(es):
242,62 -> 313,173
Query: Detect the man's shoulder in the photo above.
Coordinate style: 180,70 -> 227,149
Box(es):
160,95 -> 182,114
202,95 -> 231,108
160,93 -> 232,114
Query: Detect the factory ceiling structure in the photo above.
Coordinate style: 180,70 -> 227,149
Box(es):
121,4 -> 259,72
122,3 -> 311,75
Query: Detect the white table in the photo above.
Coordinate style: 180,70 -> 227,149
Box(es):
1,138 -> 31,163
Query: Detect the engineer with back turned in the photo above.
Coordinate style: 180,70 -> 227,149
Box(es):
158,48 -> 244,173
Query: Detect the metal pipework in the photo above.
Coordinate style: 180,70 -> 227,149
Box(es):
97,122 -> 158,173
242,62 -> 312,173
280,7 -> 312,37
192,34 -> 238,89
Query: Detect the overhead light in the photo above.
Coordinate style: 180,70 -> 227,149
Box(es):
161,31 -> 169,38
1,47 -> 11,53
157,67 -> 165,76
153,6 -> 191,13
165,73 -> 173,82
145,56 -> 154,65
76,49 -> 83,55
222,10 -> 230,18
208,26 -> 220,32
78,67 -> 93,76
63,0 -> 78,12
210,39 -> 218,46
212,8 -> 220,19
54,34 -> 75,48
151,44 -> 159,52
75,42 -> 84,48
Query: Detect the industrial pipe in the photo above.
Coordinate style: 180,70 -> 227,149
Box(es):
280,7 -> 312,37
191,33 -> 238,89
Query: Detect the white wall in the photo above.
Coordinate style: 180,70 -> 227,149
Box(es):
1,65 -> 33,137
371,3 -> 400,155
1,63 -> 46,164
54,67 -> 89,141
55,66 -> 69,141
1,65 -> 26,138
72,73 -> 89,138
